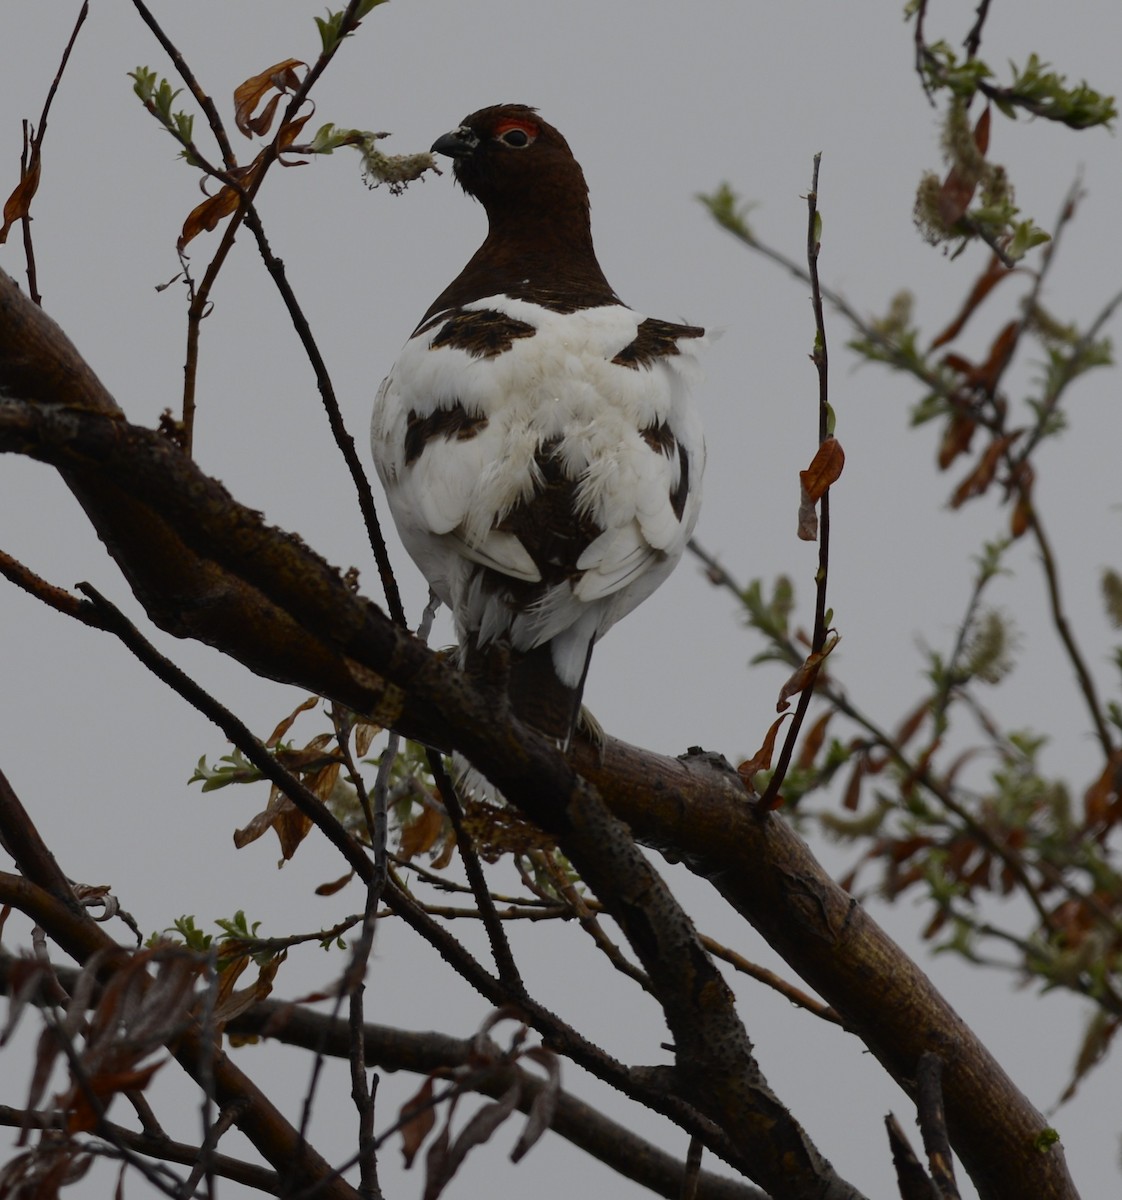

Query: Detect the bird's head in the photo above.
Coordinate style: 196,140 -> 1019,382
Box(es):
431,104 -> 591,219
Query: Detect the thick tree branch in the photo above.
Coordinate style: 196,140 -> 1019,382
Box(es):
0,267 -> 1078,1200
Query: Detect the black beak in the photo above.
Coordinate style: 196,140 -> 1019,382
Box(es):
431,125 -> 479,159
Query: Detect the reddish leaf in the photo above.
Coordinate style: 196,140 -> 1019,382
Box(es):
511,1047 -> 560,1162
213,953 -> 284,1027
400,1077 -> 437,1167
0,156 -> 41,244
841,756 -> 866,812
797,708 -> 833,770
930,253 -> 1017,350
941,352 -> 975,376
1084,753 -> 1122,829
277,110 -> 314,155
177,182 -> 241,251
777,632 -> 839,712
399,804 -> 447,861
893,699 -> 931,749
233,788 -> 313,859
800,437 -> 846,503
425,1085 -> 521,1200
68,1062 -> 163,1133
273,797 -> 314,859
936,106 -> 991,228
797,438 -> 845,540
937,410 -> 977,470
942,747 -> 983,790
1009,462 -> 1035,538
974,320 -> 1020,397
1058,1012 -> 1119,1106
974,104 -> 991,156
354,720 -> 381,757
949,430 -> 1023,508
738,713 -> 790,788
315,869 -> 355,896
233,59 -> 305,138
267,694 -> 319,747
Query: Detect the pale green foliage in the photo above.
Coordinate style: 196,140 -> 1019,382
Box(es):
920,40 -> 994,100
741,576 -> 797,665
962,608 -> 1017,685
919,40 -> 1116,130
129,67 -> 196,160
1000,53 -> 1117,129
315,0 -> 390,54
189,748 -> 263,791
696,183 -> 757,244
914,99 -> 1051,264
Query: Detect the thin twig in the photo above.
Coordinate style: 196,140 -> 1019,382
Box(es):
0,1105 -> 280,1193
760,154 -> 833,811
680,1136 -> 703,1200
130,0 -> 407,623
527,849 -> 654,994
14,0 -> 89,304
963,0 -> 994,62
698,935 -> 842,1025
916,1052 -> 960,1199
428,752 -> 526,998
1028,507 -> 1114,758
349,981 -> 381,1198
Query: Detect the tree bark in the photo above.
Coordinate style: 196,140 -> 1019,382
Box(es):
0,267 -> 1079,1200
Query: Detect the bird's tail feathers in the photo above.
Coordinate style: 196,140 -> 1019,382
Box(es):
463,638 -> 591,750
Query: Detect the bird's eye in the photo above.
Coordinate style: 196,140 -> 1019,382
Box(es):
497,126 -> 533,149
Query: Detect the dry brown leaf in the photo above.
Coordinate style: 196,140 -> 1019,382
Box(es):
68,1062 -> 163,1133
277,110 -> 314,155
233,788 -> 313,859
400,1077 -> 437,1168
426,1085 -> 521,1199
799,437 -> 846,504
399,804 -> 446,861
511,1047 -> 561,1162
273,797 -> 314,860
213,953 -> 284,1027
797,438 -> 844,541
315,869 -> 355,896
930,253 -> 1015,350
974,319 -> 1020,396
776,632 -> 839,712
267,694 -> 319,747
0,157 -> 41,244
949,430 -> 1023,508
937,410 -> 977,470
354,720 -> 381,757
936,105 -> 991,228
308,760 -> 342,803
1083,752 -> 1122,828
841,756 -> 866,812
233,59 -> 305,138
177,181 -> 241,251
737,713 -> 790,788
796,709 -> 833,770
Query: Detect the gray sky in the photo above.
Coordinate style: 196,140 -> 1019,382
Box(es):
2,2 -> 1120,1197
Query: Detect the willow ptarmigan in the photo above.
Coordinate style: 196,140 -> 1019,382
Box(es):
372,104 -> 704,747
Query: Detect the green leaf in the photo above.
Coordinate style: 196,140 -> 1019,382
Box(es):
697,183 -> 757,244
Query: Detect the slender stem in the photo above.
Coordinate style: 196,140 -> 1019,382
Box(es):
428,751 -> 526,997
760,154 -> 832,811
